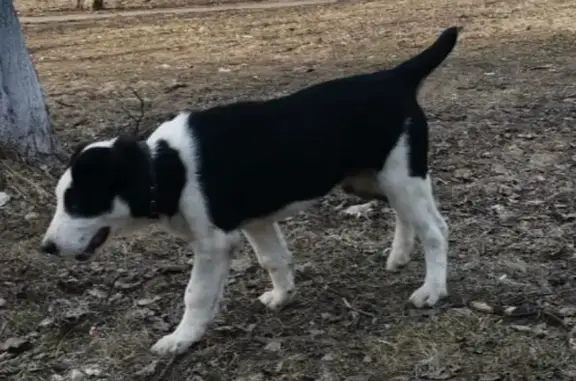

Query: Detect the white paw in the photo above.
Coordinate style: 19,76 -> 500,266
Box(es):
150,329 -> 202,355
259,289 -> 295,310
409,283 -> 448,308
385,249 -> 411,272
342,201 -> 377,218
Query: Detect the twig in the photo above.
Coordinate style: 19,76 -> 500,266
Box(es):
119,87 -> 146,137
54,100 -> 75,108
342,297 -> 376,318
0,161 -> 51,199
0,321 -> 8,337
468,300 -> 568,330
149,354 -> 178,381
541,309 -> 568,329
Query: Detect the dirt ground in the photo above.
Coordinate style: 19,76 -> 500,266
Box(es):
2,0 -> 576,379
15,0 -> 271,16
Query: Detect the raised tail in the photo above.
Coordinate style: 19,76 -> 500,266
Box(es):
393,26 -> 461,88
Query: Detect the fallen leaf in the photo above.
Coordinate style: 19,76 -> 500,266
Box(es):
38,317 -> 55,328
0,337 -> 33,354
469,301 -> 494,314
309,329 -> 325,336
136,296 -> 161,306
559,306 -> 576,317
479,374 -> 502,381
0,192 -> 11,207
87,288 -> 108,299
135,360 -> 158,377
83,366 -> 102,376
454,168 -> 472,179
264,340 -> 282,352
24,212 -> 39,220
126,308 -> 155,320
230,257 -> 254,272
114,280 -> 142,290
89,326 -> 99,337
321,353 -> 335,361
64,306 -> 89,322
342,201 -> 377,218
69,369 -> 85,381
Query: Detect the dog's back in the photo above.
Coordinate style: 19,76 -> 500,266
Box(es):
188,27 -> 460,231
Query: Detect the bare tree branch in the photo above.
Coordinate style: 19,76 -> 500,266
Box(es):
119,87 -> 146,137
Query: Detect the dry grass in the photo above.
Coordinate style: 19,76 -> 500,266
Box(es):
2,0 -> 576,380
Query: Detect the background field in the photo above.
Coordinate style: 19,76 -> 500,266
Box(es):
2,0 -> 576,380
15,0 -> 272,16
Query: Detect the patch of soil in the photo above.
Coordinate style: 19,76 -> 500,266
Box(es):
2,0 -> 576,380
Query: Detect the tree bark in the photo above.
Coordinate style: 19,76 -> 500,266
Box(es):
0,0 -> 57,159
76,0 -> 105,10
93,0 -> 104,10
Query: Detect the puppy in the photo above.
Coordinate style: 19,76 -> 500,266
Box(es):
41,27 -> 460,355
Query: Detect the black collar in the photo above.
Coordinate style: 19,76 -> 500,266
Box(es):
138,141 -> 159,219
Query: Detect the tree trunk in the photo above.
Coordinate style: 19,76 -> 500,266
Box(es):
93,0 -> 104,10
76,0 -> 104,10
0,0 -> 57,159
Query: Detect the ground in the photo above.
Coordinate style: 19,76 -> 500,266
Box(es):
15,0 -> 271,16
2,0 -> 576,380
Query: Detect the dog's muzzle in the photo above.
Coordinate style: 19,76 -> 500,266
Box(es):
40,226 -> 111,261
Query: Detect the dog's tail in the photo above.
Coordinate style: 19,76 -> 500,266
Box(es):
393,26 -> 461,89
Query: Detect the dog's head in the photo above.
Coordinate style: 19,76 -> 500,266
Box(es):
40,136 -> 154,260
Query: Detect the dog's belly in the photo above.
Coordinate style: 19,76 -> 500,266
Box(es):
244,173 -> 386,226
266,200 -> 318,223
340,172 -> 388,202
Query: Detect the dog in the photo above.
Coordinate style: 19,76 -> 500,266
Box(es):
41,26 -> 460,355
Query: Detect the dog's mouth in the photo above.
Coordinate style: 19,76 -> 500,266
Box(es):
76,227 -> 110,261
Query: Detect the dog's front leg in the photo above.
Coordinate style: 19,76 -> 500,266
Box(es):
151,235 -> 232,355
242,222 -> 295,310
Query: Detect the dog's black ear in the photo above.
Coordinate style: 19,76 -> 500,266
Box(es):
70,145 -> 115,189
111,135 -> 151,217
111,135 -> 142,165
69,140 -> 91,166
110,135 -> 148,187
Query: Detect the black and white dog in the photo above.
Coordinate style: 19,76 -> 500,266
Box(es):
41,27 -> 460,355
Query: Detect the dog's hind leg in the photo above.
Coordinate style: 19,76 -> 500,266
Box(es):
378,135 -> 448,308
150,230 -> 236,355
242,221 -> 296,310
341,171 -> 416,269
386,212 -> 416,271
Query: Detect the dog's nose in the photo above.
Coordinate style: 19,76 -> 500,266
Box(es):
40,241 -> 59,255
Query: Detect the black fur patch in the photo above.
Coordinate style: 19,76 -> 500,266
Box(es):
65,137 -> 186,219
154,139 -> 186,217
66,146 -> 115,217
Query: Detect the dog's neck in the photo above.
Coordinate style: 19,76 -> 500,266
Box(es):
137,141 -> 160,219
